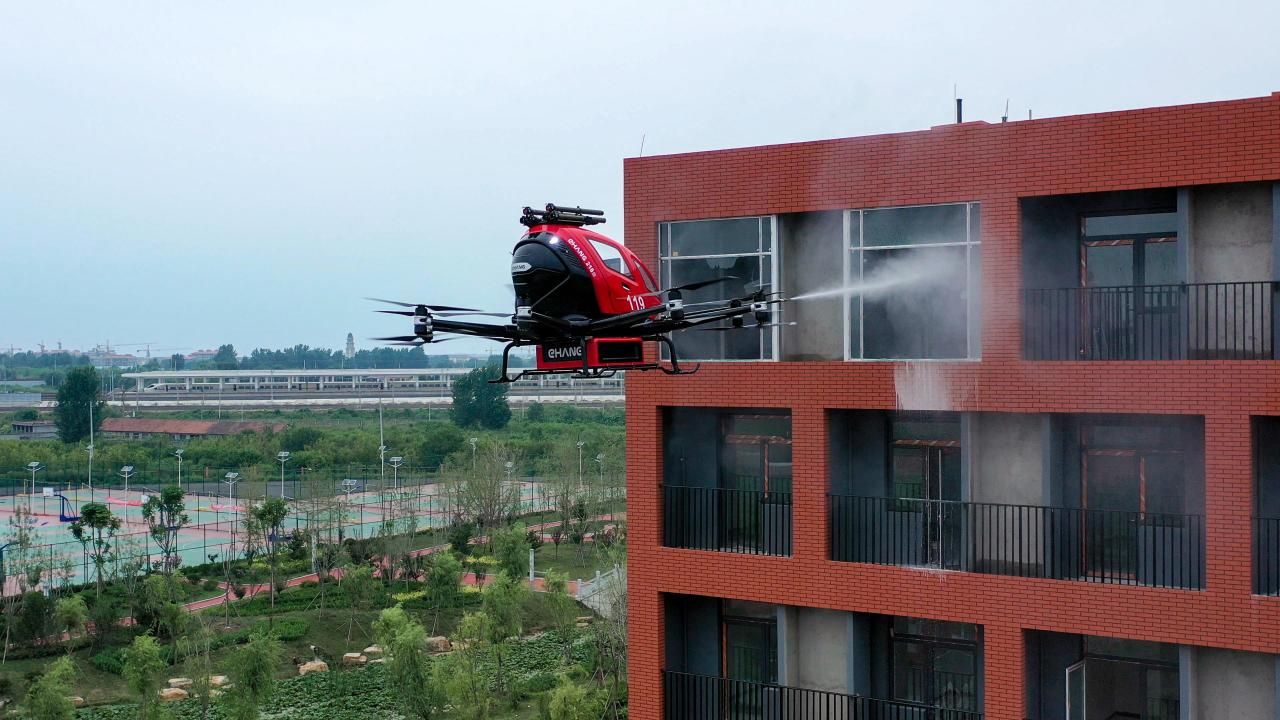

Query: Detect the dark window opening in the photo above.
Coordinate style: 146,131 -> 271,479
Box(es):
891,617 -> 980,712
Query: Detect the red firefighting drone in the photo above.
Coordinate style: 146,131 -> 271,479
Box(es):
371,204 -> 785,382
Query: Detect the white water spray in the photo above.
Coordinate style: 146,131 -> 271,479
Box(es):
790,248 -> 958,302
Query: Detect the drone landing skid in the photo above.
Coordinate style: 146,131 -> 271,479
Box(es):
489,336 -> 698,384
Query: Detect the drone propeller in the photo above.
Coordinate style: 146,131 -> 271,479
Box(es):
641,276 -> 739,298
375,309 -> 508,318
365,297 -> 485,312
373,336 -> 463,346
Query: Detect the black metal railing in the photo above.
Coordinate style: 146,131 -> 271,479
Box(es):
663,485 -> 792,556
1253,516 -> 1280,595
664,671 -> 983,720
1023,281 -> 1277,360
830,495 -> 1204,589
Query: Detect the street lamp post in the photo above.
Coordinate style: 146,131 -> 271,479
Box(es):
276,451 -> 291,499
595,453 -> 605,502
576,440 -> 586,492
26,462 -> 43,509
504,460 -> 515,510
173,448 -> 184,492
118,465 -> 135,521
223,472 -> 240,506
389,456 -> 403,491
86,401 -> 95,493
469,437 -> 478,475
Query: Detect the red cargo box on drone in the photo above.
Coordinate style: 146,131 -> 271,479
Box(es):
535,337 -> 647,372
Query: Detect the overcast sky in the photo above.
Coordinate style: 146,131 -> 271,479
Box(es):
2,1 -> 1277,356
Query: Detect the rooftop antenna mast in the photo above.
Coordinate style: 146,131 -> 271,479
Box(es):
1002,99 -> 1010,123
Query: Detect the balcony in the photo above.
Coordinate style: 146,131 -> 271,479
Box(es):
1023,281 -> 1277,360
829,495 -> 1205,590
663,484 -> 793,556
1026,632 -> 1182,720
1254,516 -> 1280,595
664,408 -> 794,557
664,671 -> 983,720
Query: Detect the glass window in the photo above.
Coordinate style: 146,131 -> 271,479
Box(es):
660,217 -> 776,361
1084,636 -> 1178,664
1083,211 -> 1177,238
862,245 -> 969,359
864,204 -> 968,247
848,203 -> 980,360
665,217 -> 763,257
589,239 -> 631,278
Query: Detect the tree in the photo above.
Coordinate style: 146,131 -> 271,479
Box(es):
141,486 -> 189,580
213,344 -> 239,370
459,441 -> 523,534
69,502 -> 121,597
178,620 -> 217,720
482,572 -> 528,697
170,353 -> 185,371
54,595 -> 88,649
387,616 -> 442,720
437,612 -> 494,720
250,497 -> 289,612
222,632 -> 284,720
446,521 -> 474,556
372,604 -> 412,649
415,423 -> 465,470
546,676 -> 605,720
450,365 -> 511,429
53,365 -> 103,443
492,522 -> 530,579
22,656 -> 77,720
543,572 -> 578,662
341,564 -> 379,642
425,551 -> 462,633
123,634 -> 167,720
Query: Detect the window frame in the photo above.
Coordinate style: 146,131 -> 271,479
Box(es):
658,216 -> 780,362
844,202 -> 981,361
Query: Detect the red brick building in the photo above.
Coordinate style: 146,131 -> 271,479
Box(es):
623,92 -> 1280,720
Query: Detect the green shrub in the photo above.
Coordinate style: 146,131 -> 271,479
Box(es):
91,647 -> 127,675
520,671 -> 558,694
201,579 -> 219,591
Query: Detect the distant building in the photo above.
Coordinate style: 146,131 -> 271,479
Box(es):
345,333 -> 355,359
88,352 -> 140,368
99,417 -> 286,441
185,349 -> 219,364
8,420 -> 57,440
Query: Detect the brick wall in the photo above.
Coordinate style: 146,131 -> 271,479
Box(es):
623,92 -> 1280,720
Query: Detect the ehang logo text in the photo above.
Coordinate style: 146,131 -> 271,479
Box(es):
542,344 -> 584,362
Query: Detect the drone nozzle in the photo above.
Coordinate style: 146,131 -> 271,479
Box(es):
546,204 -> 604,216
520,204 -> 606,227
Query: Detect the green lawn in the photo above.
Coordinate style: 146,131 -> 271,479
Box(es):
531,541 -> 621,581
